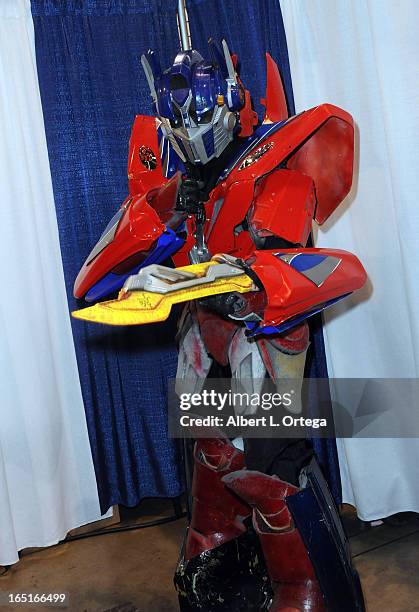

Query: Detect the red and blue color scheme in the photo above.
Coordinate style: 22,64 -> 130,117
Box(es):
74,44 -> 366,343
73,34 -> 367,612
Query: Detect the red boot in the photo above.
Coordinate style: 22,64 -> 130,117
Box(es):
185,434 -> 251,560
223,470 -> 326,612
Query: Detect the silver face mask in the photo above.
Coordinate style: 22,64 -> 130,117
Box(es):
159,101 -> 237,165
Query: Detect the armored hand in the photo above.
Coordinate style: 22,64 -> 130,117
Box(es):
200,291 -> 267,320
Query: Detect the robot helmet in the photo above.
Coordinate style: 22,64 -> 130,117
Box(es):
141,39 -> 246,165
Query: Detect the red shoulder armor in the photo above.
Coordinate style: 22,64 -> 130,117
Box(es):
248,248 -> 366,333
227,104 -> 354,226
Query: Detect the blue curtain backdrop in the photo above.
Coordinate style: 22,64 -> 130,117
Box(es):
31,0 -> 183,512
31,0 -> 341,509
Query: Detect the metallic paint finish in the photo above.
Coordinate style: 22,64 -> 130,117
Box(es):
250,169 -> 315,246
84,206 -> 127,266
84,228 -> 184,302
249,248 -> 366,334
261,53 -> 289,123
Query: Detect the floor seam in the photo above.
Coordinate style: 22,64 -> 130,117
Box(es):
352,527 -> 419,558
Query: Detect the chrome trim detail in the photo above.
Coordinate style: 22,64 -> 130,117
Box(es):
123,262 -> 250,295
277,253 -> 342,287
302,256 -> 342,287
206,198 -> 224,238
238,141 -> 274,171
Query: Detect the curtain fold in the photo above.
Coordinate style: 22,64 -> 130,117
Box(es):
187,0 -> 341,501
31,0 -> 183,512
281,0 -> 419,519
0,0 -> 104,566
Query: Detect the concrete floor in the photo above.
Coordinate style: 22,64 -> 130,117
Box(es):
1,502 -> 419,612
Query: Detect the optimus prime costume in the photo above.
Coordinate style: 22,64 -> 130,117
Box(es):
73,5 -> 367,611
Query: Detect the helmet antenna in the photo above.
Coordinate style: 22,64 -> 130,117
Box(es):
177,0 -> 192,51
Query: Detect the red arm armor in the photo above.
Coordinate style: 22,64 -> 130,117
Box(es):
221,104 -> 365,335
242,248 -> 367,335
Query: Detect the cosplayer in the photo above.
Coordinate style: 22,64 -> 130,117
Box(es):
73,4 -> 367,611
